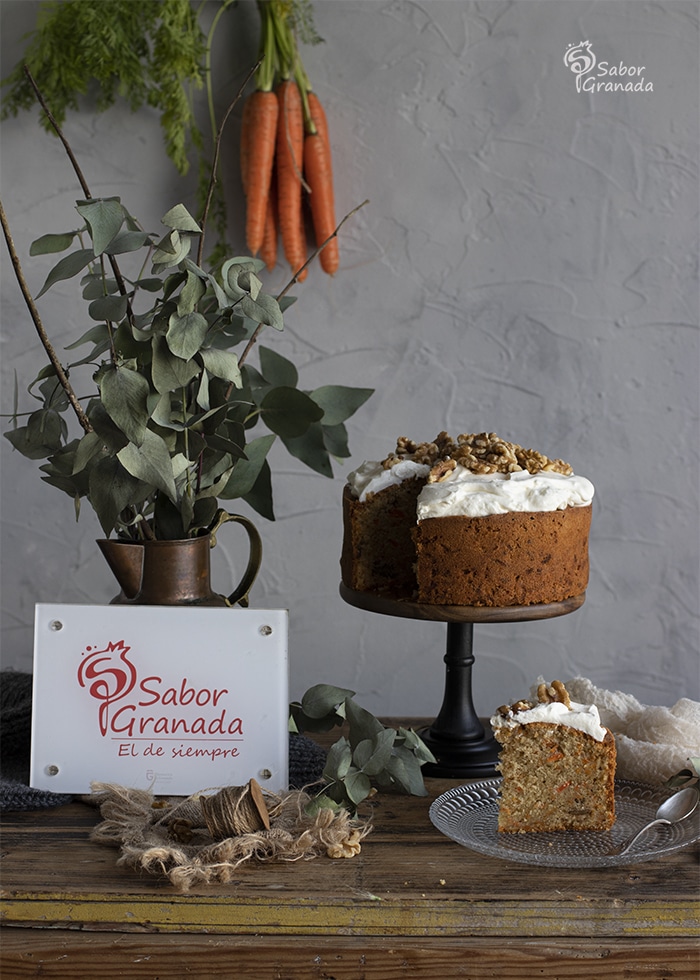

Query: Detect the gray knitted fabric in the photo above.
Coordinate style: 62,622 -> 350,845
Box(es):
0,671 -> 326,811
0,671 -> 73,811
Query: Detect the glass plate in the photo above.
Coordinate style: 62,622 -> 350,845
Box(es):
429,778 -> 700,868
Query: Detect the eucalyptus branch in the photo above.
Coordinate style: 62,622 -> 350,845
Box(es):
237,198 -> 369,370
0,199 -> 92,434
23,65 -> 136,335
197,59 -> 261,266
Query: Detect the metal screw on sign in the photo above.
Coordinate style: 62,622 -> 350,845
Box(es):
46,765 -> 60,776
259,625 -> 273,636
259,769 -> 272,780
49,621 -> 63,631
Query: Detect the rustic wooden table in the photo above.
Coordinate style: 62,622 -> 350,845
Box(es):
1,725 -> 699,979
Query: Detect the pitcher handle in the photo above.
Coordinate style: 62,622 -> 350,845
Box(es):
207,510 -> 263,608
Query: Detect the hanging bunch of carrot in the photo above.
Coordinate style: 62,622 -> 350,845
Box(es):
240,0 -> 339,281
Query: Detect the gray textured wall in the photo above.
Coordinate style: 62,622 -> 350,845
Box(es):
1,1 -> 698,717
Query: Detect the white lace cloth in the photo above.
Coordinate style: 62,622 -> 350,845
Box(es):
564,677 -> 700,785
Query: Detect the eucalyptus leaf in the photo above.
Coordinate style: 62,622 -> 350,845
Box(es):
72,430 -> 105,474
196,367 -> 210,411
88,294 -> 128,323
281,422 -> 332,477
81,274 -> 119,300
88,454 -> 148,536
26,363 -> 59,393
177,269 -> 206,316
151,336 -> 200,394
134,277 -> 165,293
242,459 -> 274,520
195,463 -> 235,500
76,198 -> 125,255
239,291 -> 284,331
219,434 -> 275,499
322,422 -> 351,459
310,385 -> 374,427
98,364 -> 150,446
260,387 -> 323,439
64,324 -> 111,350
86,399 -> 129,452
259,346 -> 298,388
323,738 -> 353,782
345,697 -> 384,749
203,432 -> 245,458
303,794 -> 343,817
5,419 -> 54,459
301,684 -> 356,719
162,204 -> 201,233
166,310 -> 209,361
36,248 -> 94,297
105,230 -> 152,255
117,429 -> 177,502
384,752 -> 429,797
152,229 -> 192,269
36,375 -> 69,412
354,729 -> 396,776
152,493 -> 187,540
344,770 -> 372,806
199,348 -> 241,387
30,231 -> 77,255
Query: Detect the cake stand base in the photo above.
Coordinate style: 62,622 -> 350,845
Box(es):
417,622 -> 500,778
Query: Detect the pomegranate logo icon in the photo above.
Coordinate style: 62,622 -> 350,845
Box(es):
564,41 -> 597,91
78,640 -> 137,736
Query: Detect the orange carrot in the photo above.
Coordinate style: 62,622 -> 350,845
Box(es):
304,91 -> 339,276
260,170 -> 278,273
240,89 -> 279,256
276,79 -> 307,278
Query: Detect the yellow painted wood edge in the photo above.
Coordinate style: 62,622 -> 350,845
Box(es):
2,895 -> 699,938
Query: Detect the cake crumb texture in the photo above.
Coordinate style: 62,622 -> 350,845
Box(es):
413,507 -> 591,606
494,722 -> 616,832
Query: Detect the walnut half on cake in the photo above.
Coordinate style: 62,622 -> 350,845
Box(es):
490,681 -> 616,833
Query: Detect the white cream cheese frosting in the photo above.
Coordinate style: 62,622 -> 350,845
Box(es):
347,459 -> 431,502
416,467 -> 594,519
347,460 -> 594,516
489,699 -> 608,742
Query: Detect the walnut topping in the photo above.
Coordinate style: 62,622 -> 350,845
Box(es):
496,698 -> 534,717
381,431 -> 573,476
428,459 -> 457,483
536,680 -> 572,708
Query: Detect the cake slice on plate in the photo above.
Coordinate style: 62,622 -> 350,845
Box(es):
490,680 -> 616,832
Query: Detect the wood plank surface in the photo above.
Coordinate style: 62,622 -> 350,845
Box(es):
1,718 -> 698,980
2,931 -> 699,980
1,783 -> 698,938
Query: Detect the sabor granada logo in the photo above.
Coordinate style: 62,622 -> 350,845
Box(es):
76,638 -> 244,745
564,41 -> 653,93
78,640 -> 137,736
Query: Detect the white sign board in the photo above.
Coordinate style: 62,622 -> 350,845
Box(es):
31,604 -> 288,795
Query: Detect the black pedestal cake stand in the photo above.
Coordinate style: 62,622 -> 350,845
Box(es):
339,584 -> 586,779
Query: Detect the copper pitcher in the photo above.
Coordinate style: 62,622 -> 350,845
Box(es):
97,511 -> 262,607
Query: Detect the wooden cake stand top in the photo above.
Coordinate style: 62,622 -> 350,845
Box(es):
339,583 -> 585,624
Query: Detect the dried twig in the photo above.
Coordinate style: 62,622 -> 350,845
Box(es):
0,199 -> 92,433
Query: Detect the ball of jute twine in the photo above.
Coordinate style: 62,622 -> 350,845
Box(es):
199,779 -> 270,840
